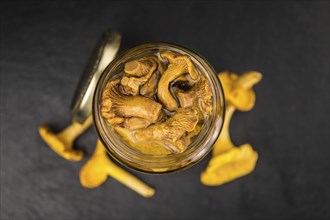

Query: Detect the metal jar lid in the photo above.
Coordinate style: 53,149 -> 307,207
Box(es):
71,30 -> 121,124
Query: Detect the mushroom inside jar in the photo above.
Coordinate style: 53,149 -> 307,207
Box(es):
101,50 -> 213,155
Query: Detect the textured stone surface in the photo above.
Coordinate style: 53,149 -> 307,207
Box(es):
0,1 -> 329,219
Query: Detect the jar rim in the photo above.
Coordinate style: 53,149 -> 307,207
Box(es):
93,42 -> 225,174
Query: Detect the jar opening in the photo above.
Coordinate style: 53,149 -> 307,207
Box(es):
93,42 -> 225,174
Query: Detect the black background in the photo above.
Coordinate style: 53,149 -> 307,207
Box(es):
1,1 -> 329,220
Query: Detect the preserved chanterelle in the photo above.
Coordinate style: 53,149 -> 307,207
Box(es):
101,51 -> 213,155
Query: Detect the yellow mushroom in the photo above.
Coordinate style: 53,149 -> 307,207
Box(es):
101,79 -> 162,125
201,144 -> 258,186
125,59 -> 152,77
201,71 -> 262,186
122,117 -> 152,130
220,71 -> 262,112
140,71 -> 159,98
183,123 -> 203,146
38,116 -> 93,161
213,71 -> 262,155
158,51 -> 199,111
115,108 -> 199,154
80,140 -> 155,198
176,75 -> 212,114
121,56 -> 158,95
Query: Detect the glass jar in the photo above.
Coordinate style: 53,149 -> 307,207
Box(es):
93,42 -> 225,174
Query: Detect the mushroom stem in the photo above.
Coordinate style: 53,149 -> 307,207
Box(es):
123,117 -> 152,130
117,96 -> 162,123
140,72 -> 159,98
104,158 -> 155,198
212,104 -> 236,156
57,116 -> 93,146
158,51 -> 199,111
80,140 -> 155,198
157,64 -> 187,110
38,116 -> 93,161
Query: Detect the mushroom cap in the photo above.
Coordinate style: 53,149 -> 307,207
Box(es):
200,144 -> 258,186
161,51 -> 199,80
124,60 -> 152,77
219,71 -> 262,111
79,153 -> 108,188
38,125 -> 84,161
121,56 -> 158,95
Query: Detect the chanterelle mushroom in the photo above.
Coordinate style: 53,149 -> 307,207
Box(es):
200,71 -> 262,186
139,56 -> 166,98
122,117 -> 152,130
125,59 -> 152,77
140,71 -> 159,98
102,79 -> 162,125
115,108 -> 199,153
220,71 -> 262,111
176,75 -> 212,114
80,140 -> 155,197
212,71 -> 262,155
201,144 -> 258,186
158,51 -> 199,111
38,116 -> 93,161
101,50 -> 214,156
121,56 -> 158,95
172,74 -> 199,89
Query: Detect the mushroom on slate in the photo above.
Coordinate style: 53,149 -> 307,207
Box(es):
38,116 -> 93,161
220,71 -> 262,111
80,140 -> 155,197
201,71 -> 262,186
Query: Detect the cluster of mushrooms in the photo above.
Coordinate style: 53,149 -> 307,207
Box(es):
201,71 -> 262,186
101,51 -> 213,155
